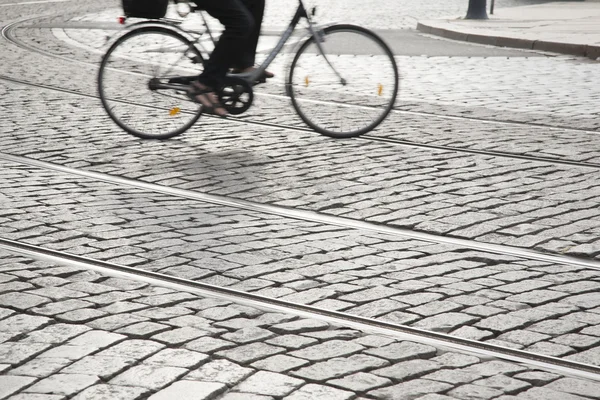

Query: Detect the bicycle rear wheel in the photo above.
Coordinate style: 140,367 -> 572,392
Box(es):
288,25 -> 398,138
98,26 -> 204,140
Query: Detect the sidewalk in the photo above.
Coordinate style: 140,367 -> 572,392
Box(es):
417,1 -> 600,59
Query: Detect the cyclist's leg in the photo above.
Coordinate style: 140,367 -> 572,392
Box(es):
231,0 -> 274,78
191,0 -> 255,114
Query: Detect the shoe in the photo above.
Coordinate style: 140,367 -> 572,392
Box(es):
186,81 -> 228,117
231,66 -> 274,83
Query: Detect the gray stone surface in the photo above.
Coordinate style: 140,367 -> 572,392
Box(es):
148,381 -> 226,400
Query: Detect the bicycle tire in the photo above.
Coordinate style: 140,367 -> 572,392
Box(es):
98,26 -> 204,140
287,24 -> 399,138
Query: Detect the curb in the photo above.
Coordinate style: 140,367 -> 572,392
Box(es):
417,21 -> 600,59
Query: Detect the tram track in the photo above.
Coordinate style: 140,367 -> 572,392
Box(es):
3,7 -> 600,395
1,236 -> 599,381
2,151 -> 600,272
2,17 -> 600,171
1,72 -> 599,171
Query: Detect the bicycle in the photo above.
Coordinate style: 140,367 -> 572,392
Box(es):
98,0 -> 399,140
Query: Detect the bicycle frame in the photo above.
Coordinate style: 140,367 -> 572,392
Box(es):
164,0 -> 339,86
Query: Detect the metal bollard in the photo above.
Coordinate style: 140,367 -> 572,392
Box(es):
465,0 -> 488,19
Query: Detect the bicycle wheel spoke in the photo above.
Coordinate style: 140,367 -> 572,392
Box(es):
98,27 -> 203,139
289,25 -> 398,138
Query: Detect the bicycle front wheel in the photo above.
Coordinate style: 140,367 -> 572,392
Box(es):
288,25 -> 398,138
98,26 -> 204,140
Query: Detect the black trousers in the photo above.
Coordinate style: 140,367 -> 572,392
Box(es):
193,0 -> 265,88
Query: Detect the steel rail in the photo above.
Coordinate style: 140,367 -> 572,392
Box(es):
1,237 -> 599,381
2,152 -> 600,272
1,73 -> 599,171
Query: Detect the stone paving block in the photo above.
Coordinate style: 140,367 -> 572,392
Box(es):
148,381 -> 227,400
346,299 -> 408,318
270,320 -> 330,335
451,326 -> 494,341
290,340 -> 364,362
56,308 -> 108,323
352,335 -> 395,348
412,312 -> 478,333
8,394 -> 65,400
251,354 -> 309,373
144,349 -> 209,368
0,307 -> 15,320
0,375 -> 36,399
69,330 -> 124,348
581,324 -> 600,336
447,383 -> 504,399
25,287 -> 88,301
196,306 -> 247,321
0,293 -> 49,310
8,357 -> 72,378
24,374 -> 99,396
462,360 -> 529,377
234,371 -> 304,397
116,321 -> 171,338
110,364 -> 188,390
0,281 -> 35,293
564,346 -> 600,365
60,281 -> 117,295
96,339 -> 165,360
221,327 -> 276,344
0,342 -> 51,365
217,342 -> 286,364
37,343 -> 101,361
185,337 -> 236,353
151,327 -> 210,345
528,319 -> 587,335
134,306 -> 194,320
506,290 -> 569,306
284,383 -> 355,400
328,371 -> 392,392
86,314 -> 149,331
70,384 -> 149,400
292,354 -> 388,381
0,315 -> 51,333
497,330 -> 551,346
562,293 -> 600,309
462,305 -> 505,317
84,291 -> 141,305
185,359 -> 254,385
516,387 -> 589,400
474,314 -> 530,333
364,341 -> 437,362
373,359 -> 441,381
135,292 -> 198,307
423,369 -> 482,384
378,311 -> 421,325
369,379 -> 452,400
219,394 -> 274,400
60,356 -> 132,380
265,335 -> 319,350
513,371 -> 561,386
473,374 -> 532,394
527,341 -> 575,357
338,286 -> 402,303
99,301 -> 148,314
551,333 -> 600,349
302,329 -> 362,341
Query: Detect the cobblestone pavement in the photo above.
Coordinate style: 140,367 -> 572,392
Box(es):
1,0 -> 600,398
3,250 -> 600,400
3,161 -> 600,365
